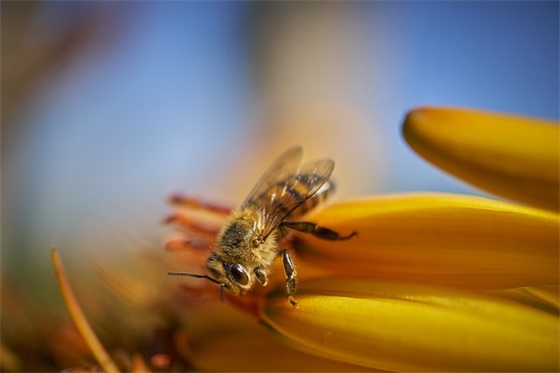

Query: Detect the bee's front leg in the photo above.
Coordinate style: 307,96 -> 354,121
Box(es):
280,250 -> 298,308
254,267 -> 268,286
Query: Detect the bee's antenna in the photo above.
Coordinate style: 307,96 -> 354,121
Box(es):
167,271 -> 220,285
167,271 -> 227,302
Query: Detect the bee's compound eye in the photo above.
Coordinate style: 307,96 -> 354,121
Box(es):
229,263 -> 250,286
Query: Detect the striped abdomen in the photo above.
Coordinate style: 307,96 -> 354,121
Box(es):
289,179 -> 335,219
252,174 -> 336,221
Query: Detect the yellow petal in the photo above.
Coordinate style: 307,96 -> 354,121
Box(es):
176,307 -> 376,372
402,107 -> 560,211
296,194 -> 559,289
261,277 -> 559,372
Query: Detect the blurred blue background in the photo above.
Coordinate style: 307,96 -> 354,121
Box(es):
2,2 -> 558,284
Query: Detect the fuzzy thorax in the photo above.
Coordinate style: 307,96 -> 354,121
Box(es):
207,207 -> 280,295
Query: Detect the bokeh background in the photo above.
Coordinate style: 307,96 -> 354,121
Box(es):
2,0 -> 558,321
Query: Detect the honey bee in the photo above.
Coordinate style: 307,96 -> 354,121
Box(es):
168,146 -> 356,306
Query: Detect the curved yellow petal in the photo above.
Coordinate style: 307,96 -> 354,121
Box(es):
402,107 -> 560,211
296,194 -> 559,289
261,278 -> 559,372
176,307 -> 376,372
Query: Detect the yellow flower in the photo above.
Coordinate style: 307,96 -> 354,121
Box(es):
254,107 -> 559,372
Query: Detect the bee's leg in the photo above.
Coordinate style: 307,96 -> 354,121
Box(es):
254,268 -> 268,286
280,250 -> 298,308
281,221 -> 357,241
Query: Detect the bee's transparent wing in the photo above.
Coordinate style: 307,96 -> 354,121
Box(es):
255,158 -> 335,240
242,146 -> 303,207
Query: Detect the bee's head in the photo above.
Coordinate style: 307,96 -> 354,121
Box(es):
206,254 -> 253,296
167,255 -> 254,302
